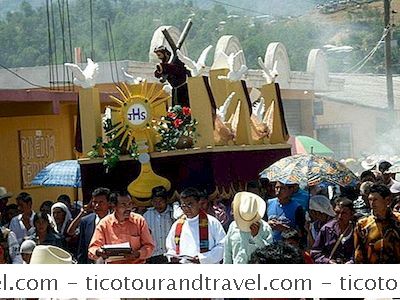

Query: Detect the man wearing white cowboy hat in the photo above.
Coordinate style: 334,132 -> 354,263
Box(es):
224,192 -> 272,264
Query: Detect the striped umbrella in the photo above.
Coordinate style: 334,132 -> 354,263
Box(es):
31,160 -> 81,188
259,154 -> 358,187
289,135 -> 333,156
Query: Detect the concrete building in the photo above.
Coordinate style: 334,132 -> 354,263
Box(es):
316,74 -> 400,159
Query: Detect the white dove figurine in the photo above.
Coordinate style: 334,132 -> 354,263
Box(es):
176,45 -> 213,77
216,92 -> 236,122
258,57 -> 278,84
217,50 -> 248,82
121,67 -> 144,84
64,58 -> 99,88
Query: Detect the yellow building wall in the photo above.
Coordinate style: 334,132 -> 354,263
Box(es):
0,104 -> 77,211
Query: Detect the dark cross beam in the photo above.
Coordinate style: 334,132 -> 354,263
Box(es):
161,19 -> 193,57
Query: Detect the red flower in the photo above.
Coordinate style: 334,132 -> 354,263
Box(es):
167,112 -> 176,119
182,107 -> 191,116
173,118 -> 184,128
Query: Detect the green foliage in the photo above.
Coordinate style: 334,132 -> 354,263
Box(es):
0,0 -> 396,73
88,118 -> 138,173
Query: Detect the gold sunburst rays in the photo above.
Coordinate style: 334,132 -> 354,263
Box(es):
118,130 -> 131,148
145,82 -> 157,99
148,86 -> 167,103
151,95 -> 170,108
109,95 -> 125,106
106,81 -> 170,152
140,81 -> 148,98
105,122 -> 124,136
114,85 -> 130,103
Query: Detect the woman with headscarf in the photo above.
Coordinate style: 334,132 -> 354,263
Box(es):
28,212 -> 64,249
310,198 -> 355,264
50,203 -> 72,238
305,195 -> 336,248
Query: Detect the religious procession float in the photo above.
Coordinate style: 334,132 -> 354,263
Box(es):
68,20 -> 291,206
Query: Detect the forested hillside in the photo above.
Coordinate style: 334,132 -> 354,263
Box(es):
0,0 -> 397,74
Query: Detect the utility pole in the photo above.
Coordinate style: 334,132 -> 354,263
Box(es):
384,0 -> 395,120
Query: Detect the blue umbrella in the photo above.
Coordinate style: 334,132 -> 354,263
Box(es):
31,160 -> 81,188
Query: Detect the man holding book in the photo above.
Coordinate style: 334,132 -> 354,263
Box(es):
88,191 -> 155,264
165,187 -> 226,264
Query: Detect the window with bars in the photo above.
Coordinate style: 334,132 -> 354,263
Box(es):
316,124 -> 352,159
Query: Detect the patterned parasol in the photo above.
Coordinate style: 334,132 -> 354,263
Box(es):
31,160 -> 81,188
259,154 -> 358,187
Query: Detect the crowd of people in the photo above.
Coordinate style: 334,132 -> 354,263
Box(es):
1,160 -> 400,265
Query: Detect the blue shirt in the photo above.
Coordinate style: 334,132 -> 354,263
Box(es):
267,198 -> 303,241
291,189 -> 310,212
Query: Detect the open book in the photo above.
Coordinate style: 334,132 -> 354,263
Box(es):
164,253 -> 195,260
102,242 -> 132,255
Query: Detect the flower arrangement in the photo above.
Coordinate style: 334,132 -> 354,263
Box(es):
88,117 -> 138,173
156,105 -> 198,151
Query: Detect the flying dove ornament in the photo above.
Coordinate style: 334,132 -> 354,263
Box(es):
258,57 -> 278,84
217,50 -> 248,82
177,45 -> 213,77
64,58 -> 99,88
121,67 -> 145,84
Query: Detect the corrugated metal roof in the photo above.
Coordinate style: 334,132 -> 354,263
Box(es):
317,73 -> 400,109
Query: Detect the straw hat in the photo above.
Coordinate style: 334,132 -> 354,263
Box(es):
361,156 -> 378,170
0,187 -> 12,200
233,192 -> 266,232
30,245 -> 73,264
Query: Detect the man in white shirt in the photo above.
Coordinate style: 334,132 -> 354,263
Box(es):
0,211 -> 23,264
144,186 -> 175,264
67,187 -> 111,264
9,192 -> 35,244
166,187 -> 226,264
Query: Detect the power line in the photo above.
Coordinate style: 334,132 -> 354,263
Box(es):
345,27 -> 389,73
204,0 -> 273,17
204,0 -> 316,17
0,63 -> 50,89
